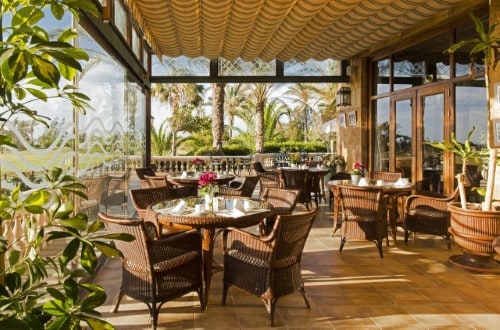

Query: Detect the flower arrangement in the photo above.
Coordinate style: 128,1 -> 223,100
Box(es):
289,152 -> 301,164
199,171 -> 218,196
351,161 -> 367,176
322,154 -> 346,169
192,157 -> 205,172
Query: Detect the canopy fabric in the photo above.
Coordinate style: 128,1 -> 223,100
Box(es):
126,0 -> 469,62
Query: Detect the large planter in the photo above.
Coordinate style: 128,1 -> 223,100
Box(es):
448,202 -> 500,273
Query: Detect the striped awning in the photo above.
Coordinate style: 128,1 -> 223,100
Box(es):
125,0 -> 474,61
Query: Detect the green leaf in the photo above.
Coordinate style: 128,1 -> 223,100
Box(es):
12,6 -> 45,27
43,49 -> 82,71
88,220 -> 104,233
93,240 -> 123,258
54,201 -> 76,218
97,232 -> 135,242
43,299 -> 67,317
24,190 -> 50,206
8,250 -> 21,266
26,87 -> 48,101
46,287 -> 66,302
60,217 -> 87,231
61,238 -> 80,266
46,316 -> 70,330
58,28 -> 78,43
80,243 -> 97,273
82,317 -> 114,330
46,231 -> 73,241
80,288 -> 106,310
0,319 -> 30,330
59,61 -> 77,80
64,47 -> 89,61
51,3 -> 66,20
7,50 -> 28,84
63,278 -> 79,302
31,55 -> 60,87
31,26 -> 49,43
5,272 -> 21,293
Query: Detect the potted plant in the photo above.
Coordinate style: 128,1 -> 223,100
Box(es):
0,1 -> 132,327
435,12 -> 500,273
350,161 -> 366,185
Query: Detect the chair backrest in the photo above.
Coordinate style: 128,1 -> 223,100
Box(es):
331,171 -> 352,180
130,186 -> 171,219
238,175 -> 260,198
369,171 -> 402,182
271,209 -> 318,266
145,175 -> 167,188
252,161 -> 267,174
135,167 -> 156,180
77,175 -> 109,213
98,213 -> 152,267
338,185 -> 386,218
280,169 -> 311,203
262,188 -> 299,216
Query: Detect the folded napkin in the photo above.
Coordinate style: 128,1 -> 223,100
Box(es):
170,200 -> 186,214
394,178 -> 409,187
231,200 -> 246,216
358,178 -> 369,186
180,171 -> 188,178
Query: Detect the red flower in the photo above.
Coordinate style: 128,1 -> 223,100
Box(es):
198,171 -> 217,187
192,157 -> 205,165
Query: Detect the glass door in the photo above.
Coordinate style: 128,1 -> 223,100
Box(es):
393,96 -> 414,180
417,86 -> 450,193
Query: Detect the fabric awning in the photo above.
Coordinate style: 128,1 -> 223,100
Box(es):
125,0 -> 477,61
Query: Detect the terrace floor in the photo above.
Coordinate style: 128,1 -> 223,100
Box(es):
92,176 -> 500,329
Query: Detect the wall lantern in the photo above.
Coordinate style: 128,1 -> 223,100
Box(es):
336,87 -> 351,107
101,0 -> 112,23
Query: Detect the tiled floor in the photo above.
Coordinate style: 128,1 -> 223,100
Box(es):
93,193 -> 500,329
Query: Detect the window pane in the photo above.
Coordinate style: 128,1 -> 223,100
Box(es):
284,59 -> 341,76
219,58 -> 275,76
373,98 -> 390,171
152,56 -> 210,76
372,58 -> 390,95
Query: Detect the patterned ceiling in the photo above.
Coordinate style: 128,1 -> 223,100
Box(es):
126,0 -> 473,62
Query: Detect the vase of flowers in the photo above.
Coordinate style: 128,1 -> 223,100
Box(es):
192,157 -> 205,175
350,161 -> 366,184
199,171 -> 218,210
289,152 -> 301,167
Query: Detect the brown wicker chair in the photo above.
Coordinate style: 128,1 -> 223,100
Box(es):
135,167 -> 156,188
279,168 -> 312,209
129,186 -> 190,237
77,175 -> 109,216
257,171 -> 280,197
260,188 -> 299,235
145,174 -> 198,198
368,171 -> 402,182
222,208 -> 318,326
337,185 -> 388,258
100,168 -> 131,212
252,161 -> 268,174
328,171 -> 351,207
218,175 -> 259,198
403,187 -> 459,250
98,213 -> 204,329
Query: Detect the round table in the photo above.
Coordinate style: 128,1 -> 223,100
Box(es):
150,196 -> 272,307
167,173 -> 235,188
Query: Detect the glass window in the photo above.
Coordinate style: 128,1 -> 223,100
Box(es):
454,15 -> 487,77
131,27 -> 141,59
114,0 -> 127,39
373,98 -> 390,171
152,56 -> 210,76
372,58 -> 390,95
219,58 -> 276,76
393,32 -> 450,91
284,59 -> 341,76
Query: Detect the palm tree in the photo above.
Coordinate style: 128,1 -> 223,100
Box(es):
211,82 -> 225,152
224,84 -> 247,139
283,83 -> 318,142
247,83 -> 274,153
151,83 -> 205,155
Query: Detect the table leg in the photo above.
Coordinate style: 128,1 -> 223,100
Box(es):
387,196 -> 398,245
201,228 -> 216,308
330,187 -> 341,237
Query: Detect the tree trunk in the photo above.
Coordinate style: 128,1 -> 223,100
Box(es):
211,83 -> 225,152
255,100 -> 265,153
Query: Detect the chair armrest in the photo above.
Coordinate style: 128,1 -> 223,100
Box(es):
149,229 -> 202,261
222,227 -> 273,255
405,193 -> 455,212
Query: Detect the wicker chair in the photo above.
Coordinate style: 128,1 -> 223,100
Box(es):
403,187 -> 459,250
328,171 -> 351,207
77,175 -> 109,216
100,168 -> 131,212
145,174 -> 198,198
337,185 -> 388,258
218,175 -> 259,198
129,186 -> 190,237
252,161 -> 268,174
279,168 -> 312,209
135,167 -> 156,188
98,213 -> 204,329
368,171 -> 402,182
222,209 -> 318,326
260,188 -> 299,235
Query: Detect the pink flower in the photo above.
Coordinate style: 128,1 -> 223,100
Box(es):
351,161 -> 366,176
192,157 -> 205,165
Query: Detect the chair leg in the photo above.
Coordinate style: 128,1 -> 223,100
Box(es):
445,233 -> 451,250
113,292 -> 124,312
198,287 -> 205,310
404,229 -> 409,246
339,237 -> 347,252
222,283 -> 229,306
376,240 -> 384,258
299,286 -> 311,309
